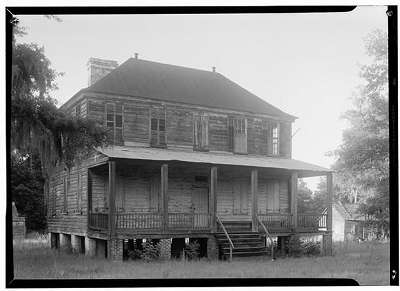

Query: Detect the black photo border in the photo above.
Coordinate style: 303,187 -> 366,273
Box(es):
5,5 -> 398,288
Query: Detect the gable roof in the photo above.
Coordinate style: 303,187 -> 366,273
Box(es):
69,58 -> 296,120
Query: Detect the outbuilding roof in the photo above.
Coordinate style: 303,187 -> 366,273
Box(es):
97,146 -> 332,177
73,58 -> 296,120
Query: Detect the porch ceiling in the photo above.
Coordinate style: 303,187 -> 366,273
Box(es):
97,146 -> 332,178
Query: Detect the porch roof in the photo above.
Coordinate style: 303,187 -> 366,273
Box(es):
97,146 -> 332,177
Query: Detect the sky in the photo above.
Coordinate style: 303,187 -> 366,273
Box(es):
16,7 -> 387,190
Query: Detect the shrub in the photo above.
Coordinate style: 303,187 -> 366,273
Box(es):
288,236 -> 303,257
302,240 -> 321,256
127,248 -> 143,260
140,241 -> 160,262
287,236 -> 321,257
184,241 -> 200,260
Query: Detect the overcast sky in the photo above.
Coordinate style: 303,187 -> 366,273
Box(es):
16,6 -> 387,190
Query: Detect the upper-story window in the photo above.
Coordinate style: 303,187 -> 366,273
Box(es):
75,103 -> 82,117
272,122 -> 280,155
193,114 -> 209,151
231,118 -> 247,154
150,117 -> 166,147
105,103 -> 123,145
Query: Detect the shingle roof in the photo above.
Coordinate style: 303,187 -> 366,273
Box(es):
97,146 -> 331,177
81,58 -> 296,120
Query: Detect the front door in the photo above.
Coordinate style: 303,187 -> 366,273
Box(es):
192,187 -> 209,228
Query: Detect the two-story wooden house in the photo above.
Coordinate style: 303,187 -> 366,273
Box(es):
46,56 -> 333,260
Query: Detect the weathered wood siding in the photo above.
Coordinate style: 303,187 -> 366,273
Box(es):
47,152 -> 108,235
47,216 -> 87,236
209,113 -> 230,152
217,177 -> 289,220
166,106 -> 193,148
85,94 -> 292,157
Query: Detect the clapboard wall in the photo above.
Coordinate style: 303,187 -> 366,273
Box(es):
46,153 -> 108,235
77,93 -> 292,157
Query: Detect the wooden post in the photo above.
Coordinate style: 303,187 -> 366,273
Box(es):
290,172 -> 298,230
87,169 -> 93,228
108,161 -> 116,238
209,166 -> 217,232
251,168 -> 258,232
161,164 -> 168,231
326,172 -> 333,255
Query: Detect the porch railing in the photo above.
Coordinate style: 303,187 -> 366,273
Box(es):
116,212 -> 162,229
298,213 -> 327,230
168,212 -> 210,230
257,213 -> 293,231
88,212 -> 108,230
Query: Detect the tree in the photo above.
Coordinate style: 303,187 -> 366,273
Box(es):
332,30 -> 389,227
297,179 -> 313,213
10,17 -> 108,231
11,18 -> 107,174
11,153 -> 46,232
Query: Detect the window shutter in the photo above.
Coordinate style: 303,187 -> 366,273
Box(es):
240,181 -> 248,214
150,118 -> 158,146
77,173 -> 81,213
274,181 -> 280,211
201,115 -> 208,148
63,174 -> 68,213
233,183 -> 241,214
159,119 -> 166,146
266,122 -> 273,155
193,115 -> 200,148
228,118 -> 234,152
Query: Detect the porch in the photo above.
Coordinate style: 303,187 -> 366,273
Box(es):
87,148 -> 332,237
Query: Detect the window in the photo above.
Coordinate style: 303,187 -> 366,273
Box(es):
105,103 -> 123,144
63,173 -> 69,214
77,173 -> 83,214
150,118 -> 166,147
230,118 -> 247,154
75,103 -> 82,117
272,122 -> 280,155
193,114 -> 209,150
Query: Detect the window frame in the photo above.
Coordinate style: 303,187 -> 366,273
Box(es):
193,113 -> 209,151
272,122 -> 280,156
231,117 -> 248,154
150,116 -> 167,148
105,102 -> 124,144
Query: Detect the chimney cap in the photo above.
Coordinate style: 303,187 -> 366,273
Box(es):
212,66 -> 216,73
134,53 -> 139,59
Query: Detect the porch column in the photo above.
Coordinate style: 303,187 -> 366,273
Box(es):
325,172 -> 333,255
251,168 -> 258,232
209,166 -> 217,232
290,172 -> 298,230
161,164 -> 168,231
108,161 -> 116,238
87,169 -> 93,228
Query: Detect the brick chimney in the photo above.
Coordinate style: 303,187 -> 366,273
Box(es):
87,57 -> 119,86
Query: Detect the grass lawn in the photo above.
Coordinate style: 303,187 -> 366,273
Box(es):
13,234 -> 389,285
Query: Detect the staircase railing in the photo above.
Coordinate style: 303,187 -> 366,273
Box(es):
216,216 -> 235,262
257,216 -> 275,261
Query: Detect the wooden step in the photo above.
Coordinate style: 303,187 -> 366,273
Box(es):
222,250 -> 268,258
221,246 -> 266,253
